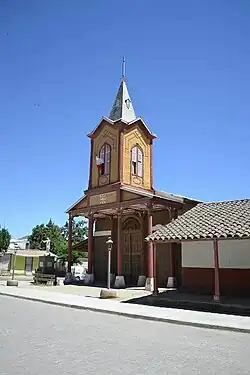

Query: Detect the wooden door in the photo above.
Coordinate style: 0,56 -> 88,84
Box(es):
122,218 -> 142,285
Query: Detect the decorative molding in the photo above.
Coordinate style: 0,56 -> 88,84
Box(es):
132,176 -> 142,185
99,175 -> 109,186
90,191 -> 117,206
124,130 -> 148,156
95,130 -> 117,153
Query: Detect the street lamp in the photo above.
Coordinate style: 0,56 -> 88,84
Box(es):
106,236 -> 113,289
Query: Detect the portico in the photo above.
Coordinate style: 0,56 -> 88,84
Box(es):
66,184 -> 185,289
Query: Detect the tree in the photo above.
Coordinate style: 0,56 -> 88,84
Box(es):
0,227 -> 11,253
61,219 -> 88,244
28,219 -> 66,256
61,219 -> 88,263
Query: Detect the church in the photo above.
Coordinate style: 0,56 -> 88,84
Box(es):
66,61 -> 199,290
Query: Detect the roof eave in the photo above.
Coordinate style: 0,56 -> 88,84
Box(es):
65,195 -> 86,214
145,235 -> 250,243
87,117 -> 114,138
128,117 -> 157,139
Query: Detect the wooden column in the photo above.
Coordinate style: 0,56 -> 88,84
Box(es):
169,243 -> 175,277
147,212 -> 154,279
67,215 -> 73,272
167,208 -> 177,288
117,212 -> 122,276
153,242 -> 158,295
213,239 -> 220,301
88,215 -> 94,274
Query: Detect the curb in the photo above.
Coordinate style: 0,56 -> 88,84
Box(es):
1,291 -> 250,334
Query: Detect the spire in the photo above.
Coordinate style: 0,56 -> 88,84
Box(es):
109,58 -> 136,122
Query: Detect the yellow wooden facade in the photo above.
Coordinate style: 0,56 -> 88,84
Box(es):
90,121 -> 152,191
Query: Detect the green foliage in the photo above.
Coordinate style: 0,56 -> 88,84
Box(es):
61,219 -> 88,244
60,219 -> 88,264
0,227 -> 11,252
28,219 -> 66,257
28,218 -> 88,264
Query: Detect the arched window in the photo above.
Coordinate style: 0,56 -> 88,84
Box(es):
98,144 -> 111,175
131,145 -> 143,177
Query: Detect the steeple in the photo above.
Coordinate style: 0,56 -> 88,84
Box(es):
109,58 -> 136,123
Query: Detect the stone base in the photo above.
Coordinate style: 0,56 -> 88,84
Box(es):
100,289 -> 118,299
84,273 -> 94,285
137,275 -> 146,287
114,275 -> 125,289
167,276 -> 176,289
57,278 -> 64,286
213,295 -> 220,302
7,280 -> 18,287
145,277 -> 154,291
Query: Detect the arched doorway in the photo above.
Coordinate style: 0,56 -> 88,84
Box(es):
122,217 -> 142,285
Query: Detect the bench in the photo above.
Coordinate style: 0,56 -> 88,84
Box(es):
34,273 -> 56,286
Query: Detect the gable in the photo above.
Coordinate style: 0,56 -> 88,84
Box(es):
66,196 -> 88,213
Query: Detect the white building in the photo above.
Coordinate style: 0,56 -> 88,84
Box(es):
8,236 -> 30,250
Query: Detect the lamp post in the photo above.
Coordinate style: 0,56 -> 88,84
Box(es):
106,236 -> 113,289
7,243 -> 19,286
11,244 -> 19,281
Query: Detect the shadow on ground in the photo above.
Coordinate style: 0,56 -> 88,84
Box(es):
122,290 -> 250,317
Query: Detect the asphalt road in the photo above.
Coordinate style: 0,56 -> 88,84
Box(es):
0,296 -> 249,375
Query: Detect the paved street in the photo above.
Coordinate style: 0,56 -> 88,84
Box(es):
0,296 -> 249,375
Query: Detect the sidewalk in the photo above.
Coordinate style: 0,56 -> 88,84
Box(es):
0,285 -> 250,334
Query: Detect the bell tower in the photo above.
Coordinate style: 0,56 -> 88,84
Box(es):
87,59 -> 156,193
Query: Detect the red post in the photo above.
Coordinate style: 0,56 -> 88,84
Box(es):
153,243 -> 158,295
88,215 -> 94,274
169,243 -> 175,277
117,212 -> 122,275
67,215 -> 73,272
147,212 -> 154,279
213,239 -> 220,301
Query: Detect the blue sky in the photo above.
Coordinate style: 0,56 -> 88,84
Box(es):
1,0 -> 250,237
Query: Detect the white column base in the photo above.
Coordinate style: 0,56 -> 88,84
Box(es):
137,275 -> 146,287
84,273 -> 94,285
145,277 -> 154,291
167,276 -> 176,289
114,275 -> 125,289
213,295 -> 220,302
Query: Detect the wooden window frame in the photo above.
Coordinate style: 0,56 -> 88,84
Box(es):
131,145 -> 143,178
99,143 -> 111,176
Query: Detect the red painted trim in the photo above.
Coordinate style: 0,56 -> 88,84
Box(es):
119,130 -> 124,183
88,139 -> 94,189
147,210 -> 154,278
153,243 -> 158,294
67,215 -> 73,272
182,267 -> 250,297
88,216 -> 94,274
169,243 -> 175,277
150,141 -> 153,190
117,213 -> 122,275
